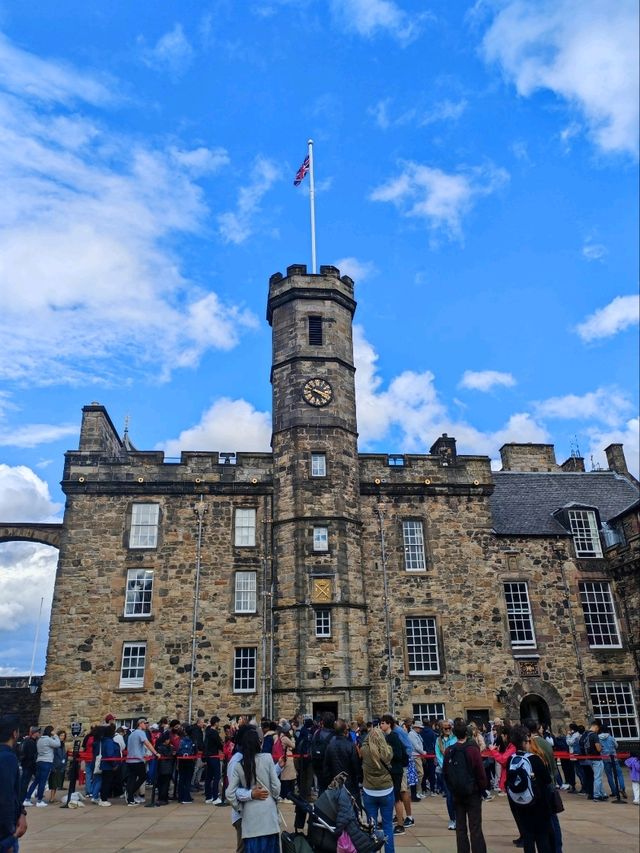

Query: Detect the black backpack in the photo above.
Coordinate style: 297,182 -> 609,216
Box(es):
311,729 -> 334,769
577,732 -> 589,756
444,743 -> 474,798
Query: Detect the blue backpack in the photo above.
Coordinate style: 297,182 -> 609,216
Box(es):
177,736 -> 195,757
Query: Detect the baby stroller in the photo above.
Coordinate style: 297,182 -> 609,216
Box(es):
283,773 -> 386,853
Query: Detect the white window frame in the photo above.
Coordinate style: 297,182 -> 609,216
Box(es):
119,642 -> 146,688
504,582 -> 537,648
234,571 -> 257,614
402,520 -> 426,571
406,617 -> 440,675
233,647 -> 257,693
313,526 -> 329,552
311,453 -> 327,477
412,702 -> 446,722
129,504 -> 159,549
315,608 -> 331,637
589,681 -> 639,740
568,509 -> 603,558
124,569 -> 154,618
235,508 -> 256,547
579,581 -> 622,648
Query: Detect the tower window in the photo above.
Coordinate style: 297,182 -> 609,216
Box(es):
308,315 -> 323,346
119,642 -> 146,688
311,453 -> 327,477
124,570 -> 154,618
313,526 -> 329,552
402,520 -> 426,571
315,609 -> 331,637
235,508 -> 256,546
129,504 -> 159,549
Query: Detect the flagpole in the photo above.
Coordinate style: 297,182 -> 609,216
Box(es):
308,139 -> 317,274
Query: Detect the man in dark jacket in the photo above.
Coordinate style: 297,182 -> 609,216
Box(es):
18,728 -> 38,806
420,719 -> 437,795
323,720 -> 361,806
311,712 -> 335,795
203,717 -> 223,804
0,715 -> 27,852
443,717 -> 487,853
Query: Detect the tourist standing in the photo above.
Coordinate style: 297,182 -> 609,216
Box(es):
26,726 -> 59,807
360,725 -> 395,853
443,718 -> 487,853
125,719 -> 159,806
0,715 -> 27,853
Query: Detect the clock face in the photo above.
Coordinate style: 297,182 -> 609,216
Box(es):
303,377 -> 333,407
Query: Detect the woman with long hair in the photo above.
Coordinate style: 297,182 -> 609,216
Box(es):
227,727 -> 281,853
361,725 -> 395,853
506,725 -> 554,853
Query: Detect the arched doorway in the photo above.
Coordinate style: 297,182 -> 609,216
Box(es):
520,693 -> 550,726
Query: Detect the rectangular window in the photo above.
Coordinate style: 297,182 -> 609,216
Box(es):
313,526 -> 329,552
589,681 -> 639,740
568,509 -> 603,558
412,702 -> 446,722
129,504 -> 159,549
504,582 -> 536,647
388,455 -> 405,467
579,581 -> 621,647
315,608 -> 331,637
119,643 -> 146,688
233,647 -> 257,693
235,572 -> 257,613
124,569 -> 154,618
234,508 -> 256,547
308,315 -> 323,346
406,617 -> 440,675
311,453 -> 326,477
403,520 -> 426,571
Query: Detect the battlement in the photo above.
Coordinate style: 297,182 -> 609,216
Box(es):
267,264 -> 356,323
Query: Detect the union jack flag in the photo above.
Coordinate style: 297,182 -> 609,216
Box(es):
293,155 -> 310,186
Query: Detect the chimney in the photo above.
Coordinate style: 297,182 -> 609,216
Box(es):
430,433 -> 457,466
499,443 -> 558,472
560,456 -> 585,472
605,444 -> 630,477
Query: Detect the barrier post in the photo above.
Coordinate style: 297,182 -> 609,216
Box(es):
146,756 -> 158,808
61,740 -> 81,808
609,754 -> 623,804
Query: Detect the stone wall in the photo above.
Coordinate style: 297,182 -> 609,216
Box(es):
0,678 -> 42,733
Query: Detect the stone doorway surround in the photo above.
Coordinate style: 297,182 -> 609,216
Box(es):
503,679 -> 565,727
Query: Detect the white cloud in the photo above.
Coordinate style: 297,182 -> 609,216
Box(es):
140,24 -> 194,75
0,543 -> 58,633
0,31 -> 254,386
420,99 -> 468,125
370,161 -> 509,240
0,32 -> 113,106
459,370 -> 517,392
534,387 -> 633,427
0,423 -> 77,448
582,240 -> 607,261
217,156 -> 281,244
369,97 -> 467,130
334,257 -> 377,282
481,0 -> 639,156
0,464 -> 62,522
353,325 -> 549,454
586,417 -> 640,478
331,0 -> 429,45
160,398 -> 271,457
575,294 -> 640,341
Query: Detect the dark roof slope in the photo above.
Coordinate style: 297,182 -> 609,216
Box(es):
490,471 -> 639,535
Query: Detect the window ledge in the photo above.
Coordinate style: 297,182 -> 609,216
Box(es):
115,687 -> 148,694
118,615 -> 155,623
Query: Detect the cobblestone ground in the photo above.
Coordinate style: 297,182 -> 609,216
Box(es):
19,787 -> 640,853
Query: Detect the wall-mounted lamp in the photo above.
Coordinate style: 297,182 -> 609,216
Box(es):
320,666 -> 331,686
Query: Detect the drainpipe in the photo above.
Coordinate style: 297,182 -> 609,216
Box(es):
375,504 -> 395,716
188,496 -> 207,724
261,493 -> 274,718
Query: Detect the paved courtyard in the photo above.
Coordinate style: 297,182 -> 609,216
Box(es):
20,789 -> 640,853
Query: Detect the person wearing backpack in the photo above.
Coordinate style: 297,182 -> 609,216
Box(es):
311,712 -> 336,795
175,726 -> 196,804
435,720 -> 458,830
443,718 -> 488,853
506,725 -> 554,853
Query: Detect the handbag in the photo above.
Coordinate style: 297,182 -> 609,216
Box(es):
93,743 -> 102,775
337,830 -> 358,853
550,787 -> 564,813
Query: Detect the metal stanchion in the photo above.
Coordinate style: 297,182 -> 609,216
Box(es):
61,740 -> 81,808
146,757 -> 159,808
609,754 -> 623,804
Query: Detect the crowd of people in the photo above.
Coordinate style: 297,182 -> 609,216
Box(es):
1,709 -> 638,853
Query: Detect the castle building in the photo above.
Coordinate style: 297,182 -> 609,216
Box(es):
19,264 -> 639,739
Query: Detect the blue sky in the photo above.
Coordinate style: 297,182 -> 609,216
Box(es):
0,0 -> 638,676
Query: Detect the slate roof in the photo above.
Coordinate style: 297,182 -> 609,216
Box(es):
490,471 -> 639,535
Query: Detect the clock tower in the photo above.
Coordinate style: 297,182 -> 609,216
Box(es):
267,264 -> 370,719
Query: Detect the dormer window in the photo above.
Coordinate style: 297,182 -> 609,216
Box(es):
567,509 -> 603,558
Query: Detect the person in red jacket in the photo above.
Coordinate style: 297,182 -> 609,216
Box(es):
443,718 -> 488,853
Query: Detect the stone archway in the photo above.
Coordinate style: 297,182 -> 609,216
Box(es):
520,693 -> 551,726
0,523 -> 63,548
503,679 -> 566,728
